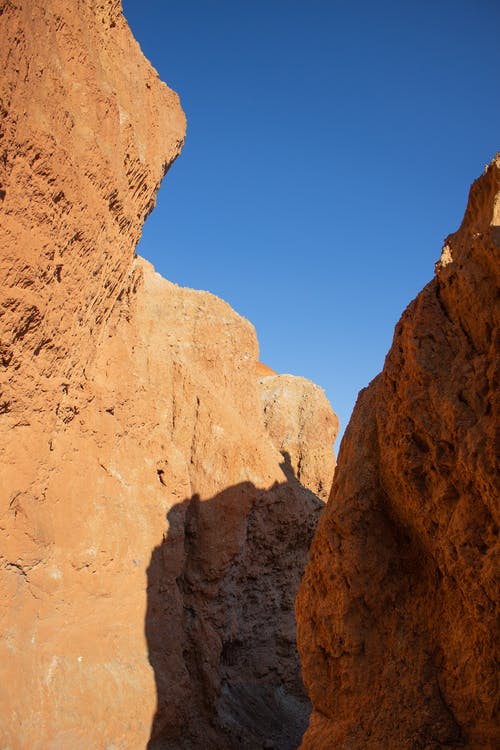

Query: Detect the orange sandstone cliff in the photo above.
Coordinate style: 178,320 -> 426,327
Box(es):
0,2 -> 338,749
296,157 -> 499,749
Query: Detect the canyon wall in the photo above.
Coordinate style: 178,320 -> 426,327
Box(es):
297,156 -> 499,750
0,2 -> 338,749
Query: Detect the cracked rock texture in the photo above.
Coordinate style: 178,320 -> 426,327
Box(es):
0,2 -> 338,748
296,156 -> 500,750
0,0 -> 185,414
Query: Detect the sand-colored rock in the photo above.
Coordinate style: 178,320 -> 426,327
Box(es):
296,156 -> 500,749
255,361 -> 277,377
258,374 -> 338,501
0,3 -> 338,748
0,0 -> 185,421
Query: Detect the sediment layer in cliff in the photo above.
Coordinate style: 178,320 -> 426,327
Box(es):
0,3 -> 338,749
297,156 -> 500,750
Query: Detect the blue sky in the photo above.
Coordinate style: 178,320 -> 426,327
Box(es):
122,0 -> 499,446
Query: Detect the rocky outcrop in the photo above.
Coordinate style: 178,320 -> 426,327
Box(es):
258,374 -> 338,501
0,3 -> 338,749
0,0 -> 185,417
296,156 -> 500,749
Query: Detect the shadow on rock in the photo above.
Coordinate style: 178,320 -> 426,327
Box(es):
146,453 -> 323,750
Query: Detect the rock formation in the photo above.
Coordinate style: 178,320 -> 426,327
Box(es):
0,2 -> 338,749
296,156 -> 500,749
258,374 -> 338,501
0,0 -> 185,415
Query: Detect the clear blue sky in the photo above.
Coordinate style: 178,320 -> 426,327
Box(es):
122,0 -> 499,447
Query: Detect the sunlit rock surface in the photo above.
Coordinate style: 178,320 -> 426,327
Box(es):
297,156 -> 500,750
258,374 -> 338,501
0,2 -> 338,748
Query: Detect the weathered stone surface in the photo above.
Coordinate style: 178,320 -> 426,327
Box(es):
85,260 -> 331,750
0,3 -> 338,748
0,0 -> 185,419
258,374 -> 338,501
0,1 -> 183,744
296,156 -> 500,749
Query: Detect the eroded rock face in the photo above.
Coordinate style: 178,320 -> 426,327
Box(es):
0,0 -> 185,418
0,3 -> 338,748
258,374 -> 338,501
296,156 -> 500,750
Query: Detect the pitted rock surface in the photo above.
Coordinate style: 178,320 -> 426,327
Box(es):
296,156 -> 500,750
